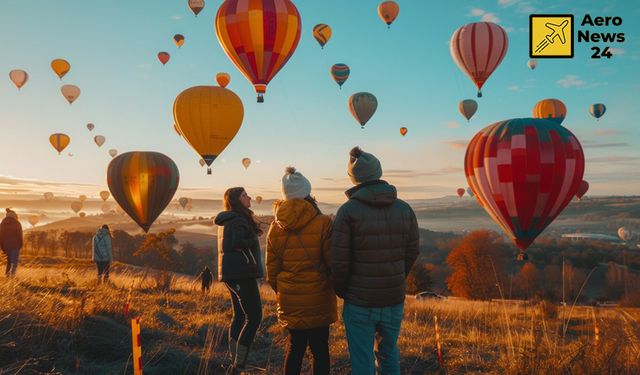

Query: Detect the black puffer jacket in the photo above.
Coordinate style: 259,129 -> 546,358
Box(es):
215,211 -> 263,281
331,180 -> 419,307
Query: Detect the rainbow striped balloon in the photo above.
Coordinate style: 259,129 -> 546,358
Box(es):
330,63 -> 350,88
589,103 -> 606,119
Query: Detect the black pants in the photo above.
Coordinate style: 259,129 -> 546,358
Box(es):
224,279 -> 262,347
96,261 -> 110,280
285,326 -> 330,375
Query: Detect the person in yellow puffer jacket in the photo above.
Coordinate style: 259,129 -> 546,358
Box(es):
266,166 -> 337,375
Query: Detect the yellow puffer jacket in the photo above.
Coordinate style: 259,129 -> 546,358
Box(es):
266,199 -> 337,329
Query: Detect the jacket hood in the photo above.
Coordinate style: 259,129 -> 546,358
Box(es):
346,180 -> 397,206
214,210 -> 242,226
1,217 -> 20,227
275,199 -> 318,231
96,227 -> 110,237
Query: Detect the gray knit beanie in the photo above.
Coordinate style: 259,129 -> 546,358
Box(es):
281,166 -> 312,200
348,147 -> 383,184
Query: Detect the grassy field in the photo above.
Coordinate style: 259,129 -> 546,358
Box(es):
1,257 -> 639,374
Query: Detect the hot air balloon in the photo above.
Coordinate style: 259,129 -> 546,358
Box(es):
216,72 -> 231,88
467,187 -> 474,197
242,158 -> 251,169
51,59 -> 70,79
158,52 -> 170,66
255,196 -> 263,204
378,1 -> 399,28
100,191 -> 110,201
68,153 -> 74,157
349,92 -> 377,129
330,63 -> 350,89
618,227 -> 632,241
79,212 -> 86,218
101,204 -> 111,214
79,195 -> 87,202
527,59 -> 537,70
589,104 -> 606,120
575,180 -> 589,200
71,201 -> 83,214
94,135 -> 106,147
174,34 -> 185,48
458,99 -> 478,121
188,0 -> 204,16
313,24 -> 332,49
215,0 -> 302,103
199,158 -> 206,167
44,192 -> 54,201
456,188 -> 465,198
109,149 -> 118,158
533,98 -> 566,124
49,133 -> 70,154
28,215 -> 39,227
465,118 -> 585,258
400,127 -> 408,136
450,22 -> 509,97
107,151 -> 180,232
87,123 -> 95,131
9,70 -> 28,89
179,197 -> 189,209
173,86 -> 244,175
61,85 -> 80,104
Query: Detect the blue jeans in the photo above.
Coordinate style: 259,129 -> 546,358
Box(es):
5,248 -> 19,277
342,302 -> 404,375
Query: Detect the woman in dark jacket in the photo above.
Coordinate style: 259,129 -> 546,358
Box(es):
214,187 -> 263,374
0,208 -> 23,278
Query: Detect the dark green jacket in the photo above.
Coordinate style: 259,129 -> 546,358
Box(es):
215,211 -> 263,281
331,180 -> 420,307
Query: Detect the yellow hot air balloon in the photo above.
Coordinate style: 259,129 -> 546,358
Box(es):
255,196 -> 263,204
94,135 -> 106,147
71,201 -> 83,214
242,157 -> 251,169
9,70 -> 29,89
61,84 -> 80,104
51,59 -> 71,79
79,195 -> 87,202
49,133 -> 70,154
216,72 -> 231,88
79,212 -> 86,218
312,24 -> 332,49
28,215 -> 39,227
533,98 -> 566,124
378,1 -> 400,28
173,86 -> 244,175
100,190 -> 110,201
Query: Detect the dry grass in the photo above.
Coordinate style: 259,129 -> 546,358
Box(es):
1,257 -> 639,374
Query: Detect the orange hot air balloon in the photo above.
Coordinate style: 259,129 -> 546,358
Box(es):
255,196 -> 263,204
173,86 -> 244,175
49,133 -> 70,154
100,190 -> 110,201
28,215 -> 39,227
79,195 -> 87,202
199,158 -> 206,167
79,212 -> 86,218
399,127 -> 408,136
215,0 -> 302,103
107,152 -> 180,232
71,201 -> 83,214
216,72 -> 231,88
188,0 -> 205,16
456,188 -> 465,198
158,52 -> 170,65
533,98 -> 567,125
242,158 -> 251,169
61,85 -> 80,104
378,1 -> 400,28
109,149 -> 118,158
349,92 -> 378,128
576,180 -> 589,200
51,59 -> 70,79
174,34 -> 185,48
312,24 -> 332,49
9,70 -> 29,89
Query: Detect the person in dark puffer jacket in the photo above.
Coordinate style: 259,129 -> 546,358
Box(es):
0,208 -> 23,278
331,147 -> 419,375
215,187 -> 264,374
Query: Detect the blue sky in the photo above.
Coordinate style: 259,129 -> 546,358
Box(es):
0,0 -> 638,203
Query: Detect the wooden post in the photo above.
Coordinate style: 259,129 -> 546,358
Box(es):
434,315 -> 444,367
131,317 -> 143,375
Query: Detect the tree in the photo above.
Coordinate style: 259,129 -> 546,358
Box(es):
134,230 -> 179,290
515,262 -> 541,300
406,263 -> 433,295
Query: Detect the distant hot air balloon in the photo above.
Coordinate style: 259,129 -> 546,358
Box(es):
9,70 -> 28,89
467,187 -> 474,197
349,92 -> 378,129
216,72 -> 231,88
400,127 -> 408,136
61,84 -> 80,104
109,149 -> 118,158
199,158 -> 206,167
44,192 -> 54,201
527,59 -> 537,70
94,135 -> 106,147
51,59 -> 70,79
575,180 -> 589,200
68,153 -> 74,157
242,158 -> 251,170
618,227 -> 632,241
173,86 -> 244,175
101,203 -> 111,214
378,1 -> 400,28
458,99 -> 478,121
456,188 -> 465,198
533,98 -> 567,124
79,195 -> 87,202
465,118 -> 584,257
313,24 -> 332,49
450,22 -> 508,97
158,52 -> 170,66
174,34 -> 185,48
87,123 -> 95,131
215,0 -> 302,102
71,201 -> 83,214
49,133 -> 70,154
589,104 -> 606,120
330,63 -> 350,89
28,215 -> 39,227
107,151 -> 180,232
100,191 -> 110,201
188,0 -> 204,16
179,197 -> 189,209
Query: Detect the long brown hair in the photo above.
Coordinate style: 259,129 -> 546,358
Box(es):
223,187 -> 263,235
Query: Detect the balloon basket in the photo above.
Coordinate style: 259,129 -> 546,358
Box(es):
257,94 -> 264,103
207,168 -> 211,175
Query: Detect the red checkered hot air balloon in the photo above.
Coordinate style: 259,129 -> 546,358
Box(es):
215,0 -> 302,103
465,118 -> 585,257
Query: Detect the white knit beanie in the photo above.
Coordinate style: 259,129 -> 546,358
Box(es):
281,166 -> 312,200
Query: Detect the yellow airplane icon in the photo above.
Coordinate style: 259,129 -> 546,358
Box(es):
535,20 -> 569,53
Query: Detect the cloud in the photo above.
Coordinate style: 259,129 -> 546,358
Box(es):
587,156 -> 640,164
385,167 -> 463,178
609,47 -> 625,56
447,121 -> 460,129
498,0 -> 517,5
581,141 -> 629,149
481,13 -> 500,23
508,85 -> 521,91
171,14 -> 183,20
594,128 -> 622,137
470,8 -> 486,16
557,75 -> 586,88
443,140 -> 468,150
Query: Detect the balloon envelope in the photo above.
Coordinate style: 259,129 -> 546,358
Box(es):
158,52 -> 170,65
255,196 -> 263,204
467,187 -> 474,197
107,151 -> 180,232
188,0 -> 204,16
109,149 -> 118,158
242,158 -> 251,169
9,70 -> 29,89
51,59 -> 70,79
330,63 -> 350,88
378,1 -> 400,27
313,24 -> 332,48
199,158 -> 206,167
100,190 -> 110,201
87,123 -> 95,131
457,188 -> 465,198
216,72 -> 231,88
44,192 -> 54,201
49,133 -> 70,154
576,180 -> 589,200
79,195 -> 87,202
528,59 -> 537,70
618,227 -> 632,241
28,215 -> 39,227
174,34 -> 185,47
349,92 -> 378,128
71,201 -> 83,214
589,104 -> 606,119
400,127 -> 408,136
61,85 -> 80,104
458,99 -> 478,121
179,197 -> 189,209
94,135 -> 106,147
533,98 -> 566,124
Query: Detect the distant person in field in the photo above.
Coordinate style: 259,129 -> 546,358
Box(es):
331,147 -> 420,375
92,224 -> 113,284
215,187 -> 264,374
198,266 -> 213,293
266,167 -> 337,375
0,208 -> 23,278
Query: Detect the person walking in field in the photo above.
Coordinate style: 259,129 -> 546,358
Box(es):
198,266 -> 213,293
215,187 -> 264,374
0,208 -> 23,278
331,147 -> 420,375
266,167 -> 337,375
92,224 -> 113,284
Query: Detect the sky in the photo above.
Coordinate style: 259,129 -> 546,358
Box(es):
0,0 -> 638,204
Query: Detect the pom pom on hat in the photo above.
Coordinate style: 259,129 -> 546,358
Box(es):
281,166 -> 312,200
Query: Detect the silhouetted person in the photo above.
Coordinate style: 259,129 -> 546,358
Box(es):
92,224 -> 113,284
198,266 -> 213,293
0,208 -> 23,278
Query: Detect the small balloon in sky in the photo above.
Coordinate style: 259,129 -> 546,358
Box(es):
158,52 -> 170,65
9,70 -> 29,89
51,59 -> 70,79
61,85 -> 80,104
